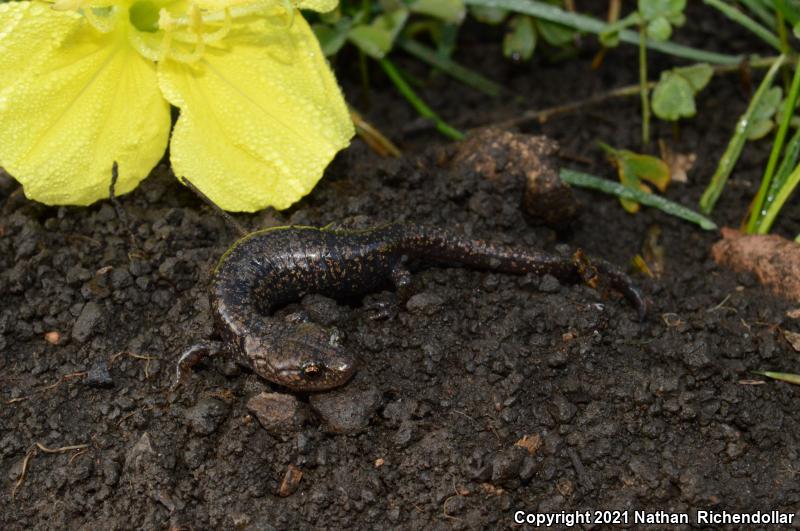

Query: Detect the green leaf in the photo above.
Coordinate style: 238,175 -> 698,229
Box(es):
347,9 -> 409,59
646,16 -> 672,41
652,73 -> 695,120
748,85 -> 783,140
599,29 -> 620,47
313,24 -> 350,57
673,63 -> 713,91
503,15 -> 536,61
639,0 -> 687,22
411,0 -> 466,23
469,5 -> 508,24
535,18 -> 575,46
599,142 -> 671,213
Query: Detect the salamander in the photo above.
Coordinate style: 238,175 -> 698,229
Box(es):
175,223 -> 646,391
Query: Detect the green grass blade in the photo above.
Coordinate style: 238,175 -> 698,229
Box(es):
738,0 -> 776,28
463,0 -> 743,64
757,157 -> 800,233
754,371 -> 800,385
699,56 -> 785,214
747,57 -> 800,232
378,58 -> 465,141
703,0 -> 782,51
560,169 -> 718,230
397,37 -> 505,97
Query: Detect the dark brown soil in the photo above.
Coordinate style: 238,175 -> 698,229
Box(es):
2,6 -> 800,530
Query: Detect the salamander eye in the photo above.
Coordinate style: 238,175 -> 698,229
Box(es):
301,362 -> 324,379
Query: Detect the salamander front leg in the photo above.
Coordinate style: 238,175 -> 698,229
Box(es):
173,340 -> 223,390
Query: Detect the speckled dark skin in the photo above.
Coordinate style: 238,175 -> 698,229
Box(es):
176,223 -> 646,391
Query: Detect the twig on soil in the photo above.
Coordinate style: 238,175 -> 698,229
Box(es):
108,162 -> 141,253
11,447 -> 35,499
661,313 -> 685,327
109,351 -> 157,379
5,372 -> 87,405
706,294 -> 736,314
486,56 -> 781,130
11,442 -> 89,499
117,405 -> 154,427
180,176 -> 247,238
35,442 -> 89,454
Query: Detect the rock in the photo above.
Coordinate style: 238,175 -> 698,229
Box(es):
309,386 -> 381,434
491,447 -> 527,484
124,432 -> 155,472
246,392 -> 306,434
406,292 -> 444,313
278,464 -> 303,497
185,398 -> 228,435
538,275 -> 561,293
85,360 -> 114,388
72,302 -> 104,343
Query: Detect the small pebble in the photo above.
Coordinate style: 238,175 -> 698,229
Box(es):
246,392 -> 305,434
185,398 -> 228,435
278,464 -> 303,497
44,331 -> 60,345
406,292 -> 444,313
309,386 -> 381,434
85,360 -> 114,388
72,302 -> 104,343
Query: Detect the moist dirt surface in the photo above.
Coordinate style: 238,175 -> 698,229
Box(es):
2,6 -> 800,530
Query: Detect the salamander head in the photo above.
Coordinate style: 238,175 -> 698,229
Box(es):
246,322 -> 356,391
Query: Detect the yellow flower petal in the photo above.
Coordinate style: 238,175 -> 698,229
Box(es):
0,1 -> 79,93
0,19 -> 171,205
190,0 -> 337,14
293,0 -> 338,12
158,13 -> 353,212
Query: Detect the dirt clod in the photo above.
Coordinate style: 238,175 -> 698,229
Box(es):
85,360 -> 114,388
246,392 -> 305,434
309,385 -> 382,434
712,227 -> 800,301
185,398 -> 228,435
278,464 -> 303,497
71,301 -> 104,343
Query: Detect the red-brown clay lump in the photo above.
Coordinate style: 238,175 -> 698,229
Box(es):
712,227 -> 800,302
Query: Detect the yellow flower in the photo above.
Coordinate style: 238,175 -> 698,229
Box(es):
0,0 -> 353,211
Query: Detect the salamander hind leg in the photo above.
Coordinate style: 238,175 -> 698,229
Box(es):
572,250 -> 647,321
173,340 -> 223,390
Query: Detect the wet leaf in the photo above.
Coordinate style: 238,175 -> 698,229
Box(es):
675,63 -> 713,91
313,23 -> 349,56
638,0 -> 687,25
646,16 -> 672,41
652,63 -> 713,121
503,15 -> 536,61
600,142 -> 671,214
535,18 -> 575,46
748,85 -> 783,140
652,72 -> 695,120
469,5 -> 508,25
348,9 -> 409,59
411,0 -> 465,23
